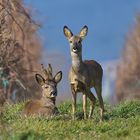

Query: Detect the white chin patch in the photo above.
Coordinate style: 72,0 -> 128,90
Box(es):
50,95 -> 56,98
73,49 -> 78,53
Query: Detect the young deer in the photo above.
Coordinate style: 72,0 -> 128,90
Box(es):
23,64 -> 62,117
63,26 -> 104,120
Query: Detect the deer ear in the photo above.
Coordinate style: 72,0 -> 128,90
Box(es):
54,71 -> 62,83
79,25 -> 88,39
63,26 -> 73,39
35,74 -> 45,86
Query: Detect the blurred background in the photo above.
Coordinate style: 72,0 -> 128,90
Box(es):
0,0 -> 140,105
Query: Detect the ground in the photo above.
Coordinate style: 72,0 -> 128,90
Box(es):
0,100 -> 140,140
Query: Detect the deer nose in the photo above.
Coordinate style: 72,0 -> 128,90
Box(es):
50,91 -> 57,97
73,46 -> 78,50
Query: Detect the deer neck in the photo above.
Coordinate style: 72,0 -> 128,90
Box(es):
42,94 -> 56,105
71,53 -> 83,73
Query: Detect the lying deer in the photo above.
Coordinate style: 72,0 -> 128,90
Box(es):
23,64 -> 62,117
63,25 -> 104,120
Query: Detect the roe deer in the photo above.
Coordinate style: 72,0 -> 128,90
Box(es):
23,64 -> 62,117
63,25 -> 104,120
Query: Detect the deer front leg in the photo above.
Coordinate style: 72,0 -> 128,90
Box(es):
83,94 -> 87,119
71,84 -> 77,120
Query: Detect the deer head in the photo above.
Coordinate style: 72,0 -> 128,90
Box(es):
35,64 -> 62,99
63,25 -> 88,56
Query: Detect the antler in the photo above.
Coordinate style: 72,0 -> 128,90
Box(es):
41,64 -> 49,80
41,64 -> 53,80
47,64 -> 53,79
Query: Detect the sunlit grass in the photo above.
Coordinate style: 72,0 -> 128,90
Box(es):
0,100 -> 140,140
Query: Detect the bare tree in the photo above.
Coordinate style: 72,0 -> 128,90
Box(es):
0,0 -> 42,103
116,14 -> 140,101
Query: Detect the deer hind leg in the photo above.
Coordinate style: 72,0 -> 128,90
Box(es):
86,90 -> 96,119
71,84 -> 77,120
95,84 -> 104,121
83,93 -> 87,119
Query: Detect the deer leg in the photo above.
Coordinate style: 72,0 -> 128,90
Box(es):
95,84 -> 104,121
83,93 -> 87,119
86,90 -> 96,118
71,84 -> 77,120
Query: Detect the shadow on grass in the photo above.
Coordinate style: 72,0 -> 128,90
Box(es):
19,131 -> 45,140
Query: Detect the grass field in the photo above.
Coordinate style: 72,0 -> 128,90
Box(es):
0,100 -> 140,140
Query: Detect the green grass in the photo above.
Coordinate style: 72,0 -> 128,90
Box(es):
0,100 -> 140,140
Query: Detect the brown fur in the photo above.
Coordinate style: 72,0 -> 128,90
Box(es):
23,64 -> 62,117
64,26 -> 104,120
23,98 -> 59,117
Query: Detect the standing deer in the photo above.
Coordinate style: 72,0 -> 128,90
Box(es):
63,25 -> 104,120
23,64 -> 62,117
